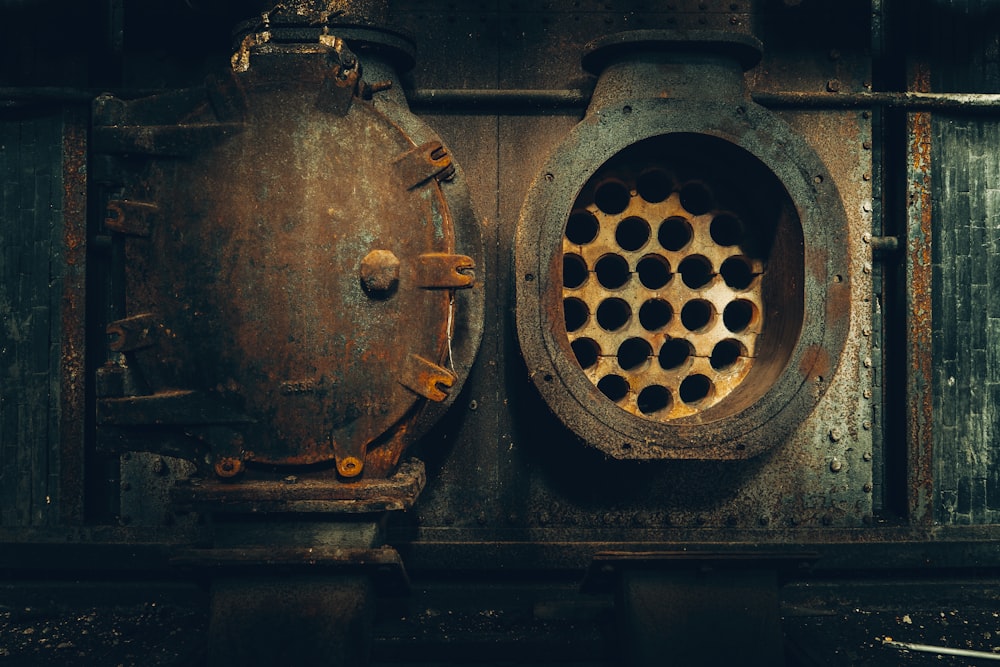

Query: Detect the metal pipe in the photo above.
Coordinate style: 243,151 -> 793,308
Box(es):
408,88 -> 1000,112
885,640 -> 1000,661
407,88 -> 591,109
6,87 -> 1000,114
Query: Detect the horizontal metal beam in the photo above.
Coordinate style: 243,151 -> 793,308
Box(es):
408,88 -> 1000,113
5,86 -> 1000,113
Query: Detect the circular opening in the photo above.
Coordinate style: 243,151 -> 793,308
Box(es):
636,169 -> 672,203
596,298 -> 631,331
563,253 -> 588,288
710,213 -> 743,246
571,337 -> 600,369
679,255 -> 714,289
720,256 -> 755,290
566,210 -> 600,245
659,338 -> 692,370
710,339 -> 745,370
594,254 -> 630,289
658,216 -> 692,251
546,132 -> 811,429
594,179 -> 631,214
723,299 -> 755,333
637,255 -> 671,289
615,216 -> 651,251
679,181 -> 713,215
617,337 -> 652,371
564,297 -> 588,332
679,374 -> 714,404
638,298 -> 672,331
598,374 -> 629,402
681,299 -> 713,332
637,385 -> 672,415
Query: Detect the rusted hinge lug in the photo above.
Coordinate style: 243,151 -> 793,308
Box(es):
398,353 -> 456,402
315,36 -> 360,115
393,141 -> 454,190
415,253 -> 475,289
105,200 -> 158,237
107,313 -> 157,352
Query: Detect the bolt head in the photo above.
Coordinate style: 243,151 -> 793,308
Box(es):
360,249 -> 400,296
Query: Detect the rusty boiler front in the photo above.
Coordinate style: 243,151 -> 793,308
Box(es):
95,39 -> 483,481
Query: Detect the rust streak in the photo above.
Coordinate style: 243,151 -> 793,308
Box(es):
59,109 -> 87,523
906,60 -> 934,524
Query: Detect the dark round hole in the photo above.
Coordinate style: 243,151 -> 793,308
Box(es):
596,298 -> 631,331
638,299 -> 672,331
637,255 -> 671,289
617,338 -> 652,371
595,254 -> 630,289
571,337 -> 600,369
679,374 -> 713,404
564,297 -> 588,332
594,180 -> 631,215
566,210 -> 600,245
563,253 -> 588,288
637,385 -> 671,415
679,255 -> 714,289
598,374 -> 629,402
710,339 -> 744,370
723,299 -> 755,333
679,181 -> 713,215
681,300 -> 713,331
658,216 -> 692,251
659,338 -> 692,370
636,169 -> 672,203
710,213 -> 743,246
720,256 -> 755,290
615,216 -> 650,251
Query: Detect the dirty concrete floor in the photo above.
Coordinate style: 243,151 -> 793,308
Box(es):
1,581 -> 999,666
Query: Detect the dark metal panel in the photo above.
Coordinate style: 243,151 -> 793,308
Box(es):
0,111 -> 67,527
922,0 -> 1000,525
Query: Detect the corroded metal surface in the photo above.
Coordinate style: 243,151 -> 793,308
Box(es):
94,38 -> 482,481
515,32 -> 849,461
59,109 -> 88,524
906,62 -> 934,525
173,458 -> 426,513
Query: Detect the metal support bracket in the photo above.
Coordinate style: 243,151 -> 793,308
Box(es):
105,200 -> 157,237
415,252 -> 475,288
393,141 -> 455,189
107,312 -> 157,352
398,353 -> 456,402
